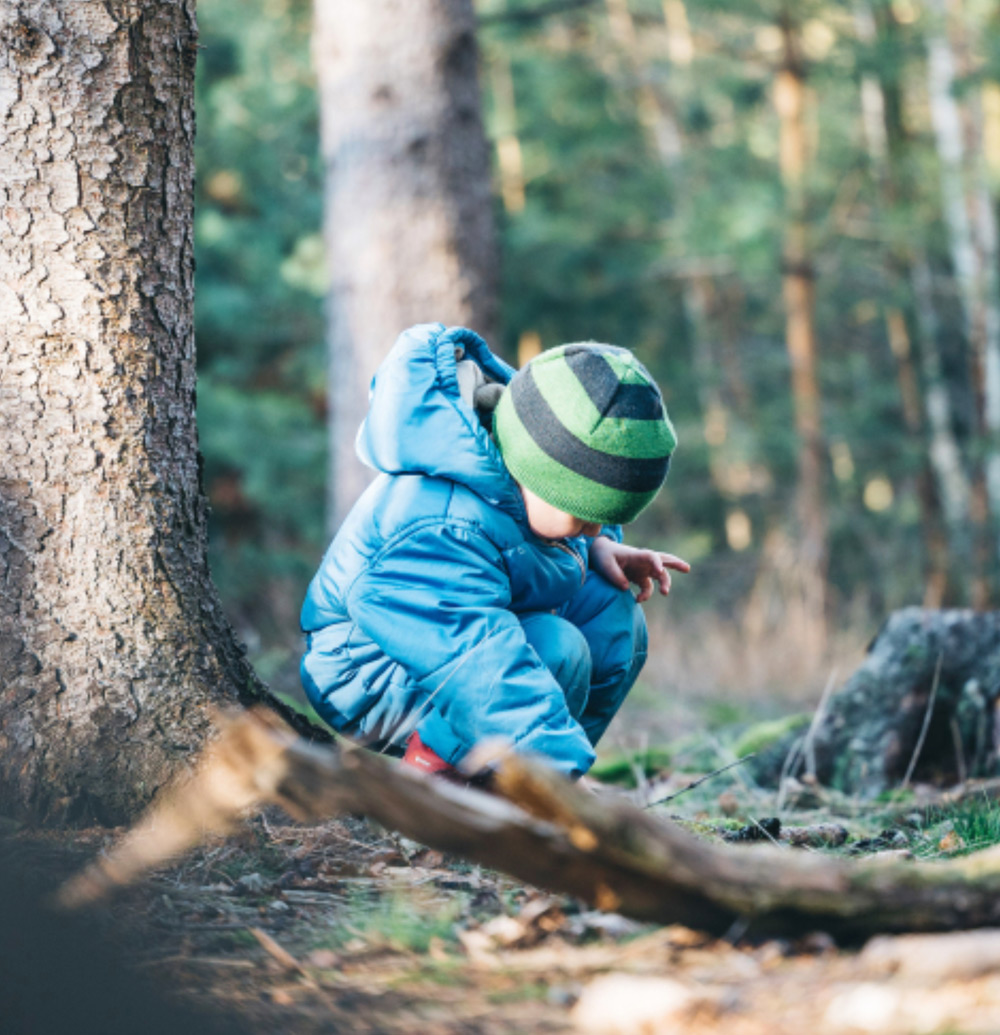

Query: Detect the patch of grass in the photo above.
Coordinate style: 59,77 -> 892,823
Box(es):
909,797 -> 1000,859
703,700 -> 754,730
486,980 -> 551,1005
388,960 -> 469,989
873,788 -> 915,806
594,731 -> 739,789
317,889 -> 464,953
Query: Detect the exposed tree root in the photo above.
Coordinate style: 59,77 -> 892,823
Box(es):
59,709 -> 1000,939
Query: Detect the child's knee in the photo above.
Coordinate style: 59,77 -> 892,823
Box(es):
519,612 -> 592,717
590,589 -> 647,688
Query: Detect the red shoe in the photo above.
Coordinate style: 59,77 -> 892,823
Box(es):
402,731 -> 464,781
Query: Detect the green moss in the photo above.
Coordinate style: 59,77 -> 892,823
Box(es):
273,690 -> 326,728
591,747 -> 674,786
733,713 -> 810,757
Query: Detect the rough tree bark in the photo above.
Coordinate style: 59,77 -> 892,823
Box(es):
0,0 -> 299,826
313,0 -> 499,531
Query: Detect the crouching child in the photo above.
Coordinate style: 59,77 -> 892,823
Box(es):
300,323 -> 688,780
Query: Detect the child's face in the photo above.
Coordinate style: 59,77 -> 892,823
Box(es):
519,485 -> 603,540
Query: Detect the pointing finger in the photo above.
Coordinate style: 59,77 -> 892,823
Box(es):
661,553 -> 691,574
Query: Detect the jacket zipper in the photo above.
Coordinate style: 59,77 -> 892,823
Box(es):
551,540 -> 587,587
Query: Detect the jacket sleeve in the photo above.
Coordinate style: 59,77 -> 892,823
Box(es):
344,520 -> 596,777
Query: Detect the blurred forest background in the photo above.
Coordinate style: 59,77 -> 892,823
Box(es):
193,0 -> 1000,739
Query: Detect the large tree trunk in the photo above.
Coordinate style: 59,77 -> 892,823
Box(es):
0,0 -> 287,826
314,0 -> 499,531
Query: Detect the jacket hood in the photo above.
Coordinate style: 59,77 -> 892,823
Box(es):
356,324 -> 524,515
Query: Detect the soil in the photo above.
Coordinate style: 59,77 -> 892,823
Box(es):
7,801 -> 1000,1035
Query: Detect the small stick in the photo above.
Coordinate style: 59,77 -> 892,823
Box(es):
776,667 -> 838,811
900,653 -> 944,791
950,717 -> 968,785
249,926 -> 307,976
643,754 -> 756,809
802,667 -> 839,781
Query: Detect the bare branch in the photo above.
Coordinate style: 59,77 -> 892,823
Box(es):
58,709 -> 1000,940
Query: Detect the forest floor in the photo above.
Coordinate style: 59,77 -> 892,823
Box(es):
14,757 -> 1000,1035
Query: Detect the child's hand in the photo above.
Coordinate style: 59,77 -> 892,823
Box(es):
589,537 -> 691,603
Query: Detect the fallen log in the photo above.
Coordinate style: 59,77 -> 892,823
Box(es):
59,709 -> 1000,939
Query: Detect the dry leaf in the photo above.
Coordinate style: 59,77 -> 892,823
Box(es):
717,791 -> 740,816
938,831 -> 965,854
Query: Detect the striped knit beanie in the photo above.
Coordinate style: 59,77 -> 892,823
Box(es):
493,343 -> 676,525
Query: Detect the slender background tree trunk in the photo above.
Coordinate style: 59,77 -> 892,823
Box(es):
0,0 -> 279,825
313,0 -> 499,532
925,0 -> 1000,601
603,0 -> 753,553
855,0 -> 954,603
774,9 -> 827,650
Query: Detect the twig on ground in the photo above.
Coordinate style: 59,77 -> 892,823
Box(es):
250,926 -> 306,976
642,754 -> 756,809
135,956 -> 256,969
775,736 -> 805,812
803,667 -> 839,782
900,654 -> 944,791
631,731 -> 651,804
951,718 -> 968,785
776,667 -> 838,811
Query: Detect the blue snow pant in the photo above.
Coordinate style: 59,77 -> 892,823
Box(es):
408,568 -> 647,765
517,570 -> 648,747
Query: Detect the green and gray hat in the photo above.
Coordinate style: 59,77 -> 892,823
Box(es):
493,343 -> 676,525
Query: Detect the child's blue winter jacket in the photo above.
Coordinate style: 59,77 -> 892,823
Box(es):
300,323 -> 632,777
